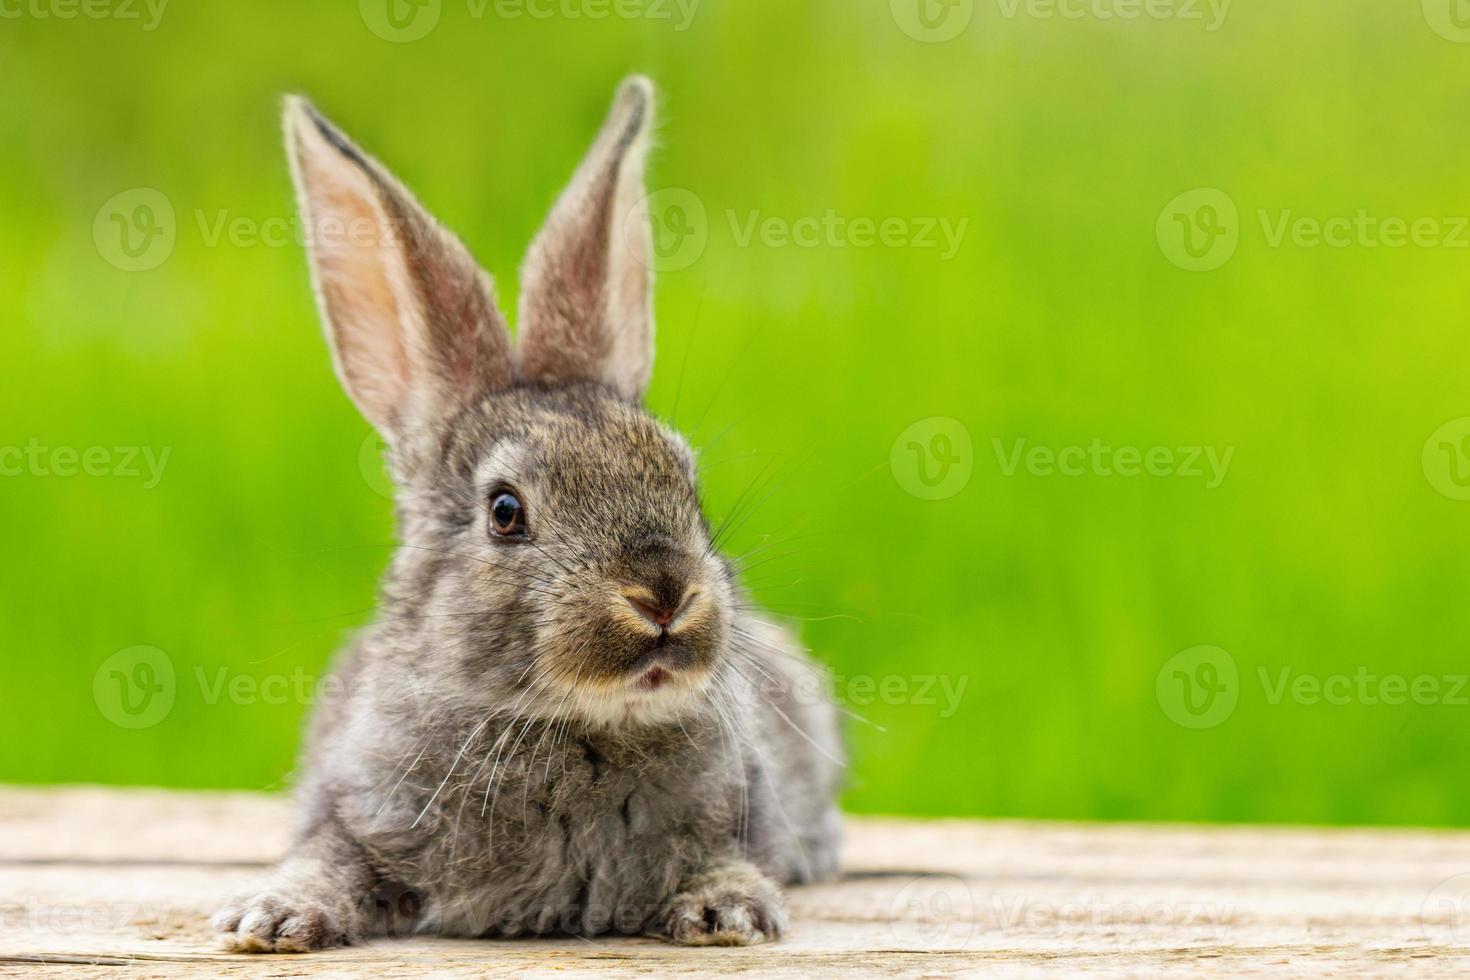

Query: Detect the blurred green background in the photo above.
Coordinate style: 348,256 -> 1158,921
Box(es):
4,0 -> 1470,826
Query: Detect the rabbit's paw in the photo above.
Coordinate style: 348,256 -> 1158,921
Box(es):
212,887 -> 353,953
660,863 -> 787,946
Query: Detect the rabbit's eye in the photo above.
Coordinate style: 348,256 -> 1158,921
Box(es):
489,491 -> 527,538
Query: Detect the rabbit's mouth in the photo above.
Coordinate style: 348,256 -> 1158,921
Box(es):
635,666 -> 671,691
620,639 -> 706,687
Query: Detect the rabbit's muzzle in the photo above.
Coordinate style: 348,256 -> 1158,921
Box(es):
541,540 -> 730,711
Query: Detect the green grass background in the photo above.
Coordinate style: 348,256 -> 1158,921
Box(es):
4,0 -> 1470,825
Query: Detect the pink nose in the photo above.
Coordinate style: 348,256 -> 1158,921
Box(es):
626,595 -> 678,629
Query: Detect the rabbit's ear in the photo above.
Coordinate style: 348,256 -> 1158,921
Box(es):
283,97 -> 515,440
517,76 -> 656,402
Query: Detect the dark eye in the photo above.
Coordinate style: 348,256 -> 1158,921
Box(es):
489,491 -> 527,538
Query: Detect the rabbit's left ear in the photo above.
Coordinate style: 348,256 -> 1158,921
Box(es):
517,76 -> 656,402
283,97 -> 515,443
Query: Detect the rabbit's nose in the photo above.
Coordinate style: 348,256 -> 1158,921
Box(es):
622,587 -> 695,632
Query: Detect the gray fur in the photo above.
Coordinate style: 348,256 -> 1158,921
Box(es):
213,78 -> 842,953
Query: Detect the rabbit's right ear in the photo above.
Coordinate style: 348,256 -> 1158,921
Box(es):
283,97 -> 515,442
516,77 -> 656,402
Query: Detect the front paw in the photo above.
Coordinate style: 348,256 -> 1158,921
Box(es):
211,888 -> 352,953
660,864 -> 787,946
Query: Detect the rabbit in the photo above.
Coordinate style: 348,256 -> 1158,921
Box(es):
210,76 -> 843,953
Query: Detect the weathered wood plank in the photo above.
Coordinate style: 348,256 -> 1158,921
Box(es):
1,787 -> 1469,976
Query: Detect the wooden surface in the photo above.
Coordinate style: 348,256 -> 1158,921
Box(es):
2,787 -> 1470,976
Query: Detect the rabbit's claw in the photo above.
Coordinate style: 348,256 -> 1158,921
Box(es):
660,864 -> 787,946
212,887 -> 351,953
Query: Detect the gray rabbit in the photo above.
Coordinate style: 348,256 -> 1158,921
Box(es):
211,77 -> 843,952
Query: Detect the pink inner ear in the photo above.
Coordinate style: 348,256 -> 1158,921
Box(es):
288,99 -> 516,434
515,79 -> 656,402
607,167 -> 653,381
392,202 -> 515,399
296,126 -> 414,430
